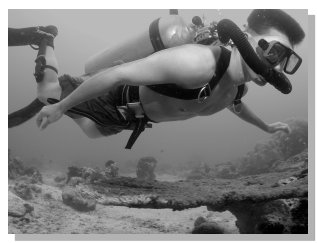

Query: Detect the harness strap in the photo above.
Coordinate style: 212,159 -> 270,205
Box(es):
124,47 -> 231,149
125,118 -> 148,149
149,18 -> 166,52
233,84 -> 245,106
147,46 -> 231,100
121,85 -> 152,149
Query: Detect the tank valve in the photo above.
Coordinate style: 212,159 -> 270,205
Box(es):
169,9 -> 179,15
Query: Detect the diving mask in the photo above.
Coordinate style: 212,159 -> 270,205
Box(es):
258,39 -> 302,75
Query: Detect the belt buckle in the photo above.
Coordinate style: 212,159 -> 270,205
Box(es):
127,102 -> 144,119
116,105 -> 129,122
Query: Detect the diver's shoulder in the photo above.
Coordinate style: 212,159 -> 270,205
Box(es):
183,44 -> 221,60
173,43 -> 219,53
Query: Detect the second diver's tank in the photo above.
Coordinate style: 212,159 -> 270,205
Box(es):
84,15 -> 212,74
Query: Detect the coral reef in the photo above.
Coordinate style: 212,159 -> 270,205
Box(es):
136,156 -> 157,181
62,186 -> 97,212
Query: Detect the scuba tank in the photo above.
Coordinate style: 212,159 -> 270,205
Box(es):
84,15 -> 216,74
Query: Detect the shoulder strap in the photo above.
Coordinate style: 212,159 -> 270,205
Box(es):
147,46 -> 231,100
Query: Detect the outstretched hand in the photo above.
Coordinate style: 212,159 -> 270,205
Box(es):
36,103 -> 64,130
267,122 -> 291,134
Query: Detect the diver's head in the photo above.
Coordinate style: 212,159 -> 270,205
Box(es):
244,9 -> 305,86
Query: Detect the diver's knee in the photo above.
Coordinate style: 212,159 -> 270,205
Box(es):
85,132 -> 103,139
82,128 -> 103,139
73,118 -> 104,138
37,82 -> 61,104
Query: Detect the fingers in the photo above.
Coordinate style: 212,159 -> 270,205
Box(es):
278,123 -> 290,134
36,112 -> 43,128
40,117 -> 50,130
277,124 -> 291,134
36,114 -> 48,130
36,111 -> 50,130
269,122 -> 291,134
35,104 -> 64,130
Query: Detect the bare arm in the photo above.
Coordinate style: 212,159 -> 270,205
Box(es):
37,44 -> 217,129
62,45 -> 214,110
227,102 -> 290,134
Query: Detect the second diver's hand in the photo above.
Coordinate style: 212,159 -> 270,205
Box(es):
266,122 -> 291,134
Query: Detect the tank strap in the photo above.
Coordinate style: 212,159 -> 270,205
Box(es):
149,18 -> 166,52
146,46 -> 231,101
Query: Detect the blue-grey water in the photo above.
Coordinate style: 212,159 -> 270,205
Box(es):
8,10 -> 308,171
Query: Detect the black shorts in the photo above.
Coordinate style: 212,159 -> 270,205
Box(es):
58,74 -> 130,136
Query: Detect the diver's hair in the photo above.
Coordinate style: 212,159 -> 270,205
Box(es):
247,9 -> 305,46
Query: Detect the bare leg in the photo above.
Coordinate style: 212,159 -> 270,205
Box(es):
73,118 -> 104,138
36,46 -> 61,104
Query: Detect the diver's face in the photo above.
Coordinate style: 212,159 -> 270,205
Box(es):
251,28 -> 294,85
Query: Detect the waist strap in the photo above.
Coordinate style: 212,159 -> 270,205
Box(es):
119,85 -> 153,149
125,117 -> 149,149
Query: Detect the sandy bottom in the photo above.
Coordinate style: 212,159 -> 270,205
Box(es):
9,172 -> 239,234
9,205 -> 238,234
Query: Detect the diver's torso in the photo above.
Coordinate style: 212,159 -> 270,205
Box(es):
140,71 -> 238,123
140,45 -> 243,123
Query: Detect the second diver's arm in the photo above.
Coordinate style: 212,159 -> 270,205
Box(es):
227,102 -> 291,134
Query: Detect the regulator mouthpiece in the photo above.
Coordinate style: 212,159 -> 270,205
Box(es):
217,19 -> 292,94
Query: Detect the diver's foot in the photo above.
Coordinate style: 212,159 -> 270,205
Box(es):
29,25 -> 58,49
8,25 -> 58,48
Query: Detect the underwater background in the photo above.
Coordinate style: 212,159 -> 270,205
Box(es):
8,9 -> 308,172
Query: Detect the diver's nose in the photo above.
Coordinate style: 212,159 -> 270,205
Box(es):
274,64 -> 283,72
274,58 -> 287,72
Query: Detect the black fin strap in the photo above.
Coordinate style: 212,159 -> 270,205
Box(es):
34,55 -> 58,82
34,37 -> 56,82
43,65 -> 58,74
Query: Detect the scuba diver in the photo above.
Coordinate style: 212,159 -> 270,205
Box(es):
9,9 -> 305,149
